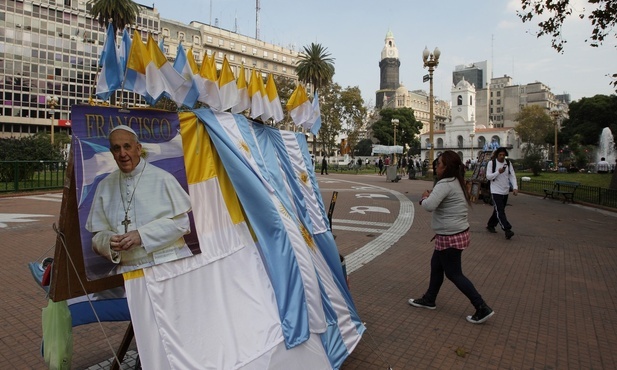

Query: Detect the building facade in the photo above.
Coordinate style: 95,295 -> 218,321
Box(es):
0,0 -> 300,139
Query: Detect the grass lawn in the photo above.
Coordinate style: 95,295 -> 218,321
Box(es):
516,171 -> 612,188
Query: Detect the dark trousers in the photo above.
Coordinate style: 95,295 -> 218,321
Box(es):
488,193 -> 512,230
424,248 -> 484,309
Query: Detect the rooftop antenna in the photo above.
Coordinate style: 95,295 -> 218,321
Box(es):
209,0 -> 212,25
491,34 -> 494,79
234,12 -> 238,33
256,0 -> 260,40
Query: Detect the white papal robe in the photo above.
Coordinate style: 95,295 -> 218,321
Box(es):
86,158 -> 193,273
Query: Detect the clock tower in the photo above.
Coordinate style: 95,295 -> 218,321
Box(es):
376,30 -> 400,108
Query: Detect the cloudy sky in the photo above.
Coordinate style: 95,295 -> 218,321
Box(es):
153,0 -> 616,107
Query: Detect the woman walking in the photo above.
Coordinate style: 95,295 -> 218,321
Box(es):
409,150 -> 494,324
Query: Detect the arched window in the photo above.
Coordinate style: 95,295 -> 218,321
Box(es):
457,135 -> 464,148
469,96 -> 473,105
491,135 -> 501,147
457,151 -> 464,159
478,136 -> 486,149
457,95 -> 462,106
437,138 -> 444,148
425,138 -> 430,148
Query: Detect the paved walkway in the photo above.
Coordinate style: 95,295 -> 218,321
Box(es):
1,173 -> 617,369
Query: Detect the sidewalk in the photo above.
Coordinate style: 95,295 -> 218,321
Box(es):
1,173 -> 617,369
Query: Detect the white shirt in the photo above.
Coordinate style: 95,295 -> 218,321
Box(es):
486,158 -> 517,195
86,159 -> 192,273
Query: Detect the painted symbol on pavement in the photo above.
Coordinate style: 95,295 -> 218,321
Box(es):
355,194 -> 389,199
0,214 -> 54,228
349,206 -> 391,215
351,186 -> 379,191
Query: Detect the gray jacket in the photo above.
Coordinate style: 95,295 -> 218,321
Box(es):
421,177 -> 469,235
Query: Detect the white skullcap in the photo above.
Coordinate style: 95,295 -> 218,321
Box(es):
109,125 -> 138,138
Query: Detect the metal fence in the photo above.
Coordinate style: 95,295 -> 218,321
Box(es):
517,178 -> 617,209
0,161 -> 67,193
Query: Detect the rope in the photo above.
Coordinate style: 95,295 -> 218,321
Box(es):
361,323 -> 394,370
52,223 -> 124,368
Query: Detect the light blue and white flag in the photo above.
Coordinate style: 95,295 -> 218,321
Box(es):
172,43 -> 200,108
95,23 -> 122,101
306,92 -> 322,136
192,109 -> 364,367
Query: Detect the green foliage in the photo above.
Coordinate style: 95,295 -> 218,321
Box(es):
517,0 -> 617,90
0,134 -> 65,181
520,146 -> 544,176
318,83 -> 343,156
355,139 -> 374,156
514,105 -> 554,146
295,43 -> 335,92
371,108 -> 421,148
88,0 -> 140,33
339,86 -> 367,155
560,94 -> 617,146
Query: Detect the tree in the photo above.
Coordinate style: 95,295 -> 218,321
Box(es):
514,105 -> 554,175
371,108 -> 422,149
295,43 -> 335,92
318,83 -> 343,156
88,0 -> 140,33
517,0 -> 617,89
560,94 -> 617,146
355,139 -> 374,156
339,86 -> 367,157
295,43 -> 335,154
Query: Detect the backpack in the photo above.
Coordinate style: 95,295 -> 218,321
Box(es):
491,158 -> 511,175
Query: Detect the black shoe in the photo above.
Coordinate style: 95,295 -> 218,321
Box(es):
486,226 -> 497,233
505,230 -> 514,239
466,303 -> 494,324
408,297 -> 436,310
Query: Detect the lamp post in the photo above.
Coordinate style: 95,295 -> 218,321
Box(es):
550,107 -> 561,171
391,118 -> 399,164
423,46 -> 440,177
47,96 -> 59,145
470,132 -> 475,165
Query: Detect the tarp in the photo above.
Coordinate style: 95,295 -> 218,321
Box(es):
372,145 -> 403,154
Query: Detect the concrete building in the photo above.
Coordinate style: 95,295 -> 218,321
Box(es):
0,0 -> 300,140
419,78 -> 521,163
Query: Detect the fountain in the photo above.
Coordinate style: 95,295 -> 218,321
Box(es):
597,127 -> 615,165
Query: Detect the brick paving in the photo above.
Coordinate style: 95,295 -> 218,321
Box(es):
1,173 -> 617,369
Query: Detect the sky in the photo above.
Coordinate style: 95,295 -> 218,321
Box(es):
152,0 -> 616,107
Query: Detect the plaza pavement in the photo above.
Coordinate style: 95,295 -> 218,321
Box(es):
1,172 -> 617,369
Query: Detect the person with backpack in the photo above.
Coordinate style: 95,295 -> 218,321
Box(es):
485,147 -> 518,239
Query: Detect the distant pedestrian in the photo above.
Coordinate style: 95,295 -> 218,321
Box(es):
597,157 -> 610,174
321,156 -> 328,175
409,150 -> 495,324
485,147 -> 518,239
378,157 -> 384,175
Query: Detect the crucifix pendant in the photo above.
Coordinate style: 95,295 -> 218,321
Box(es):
122,214 -> 131,233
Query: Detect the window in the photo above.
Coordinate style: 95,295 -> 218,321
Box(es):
218,39 -> 224,46
206,36 -> 213,43
263,51 -> 268,58
230,42 -> 235,49
496,91 -> 501,97
437,138 -> 444,148
457,95 -> 462,105
469,96 -> 473,105
497,99 -> 501,105
273,53 -> 278,60
241,45 -> 246,52
193,35 -> 200,44
229,55 -> 235,61
282,56 -> 287,63
457,135 -> 463,148
162,28 -> 170,37
178,32 -> 185,41
252,48 -> 257,55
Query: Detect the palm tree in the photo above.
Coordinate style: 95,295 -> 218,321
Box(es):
88,0 -> 140,33
295,43 -> 335,154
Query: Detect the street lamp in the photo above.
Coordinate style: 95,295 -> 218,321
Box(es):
470,131 -> 475,165
47,96 -> 59,145
551,107 -> 562,171
423,46 -> 440,177
391,118 -> 399,164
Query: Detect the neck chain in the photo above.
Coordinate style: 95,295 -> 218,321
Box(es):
120,161 -> 147,233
